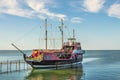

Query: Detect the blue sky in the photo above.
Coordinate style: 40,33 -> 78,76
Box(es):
0,0 -> 120,50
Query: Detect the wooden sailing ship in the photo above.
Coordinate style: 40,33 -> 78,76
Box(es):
12,19 -> 85,69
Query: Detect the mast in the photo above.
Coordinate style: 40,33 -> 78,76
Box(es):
45,19 -> 48,51
59,19 -> 64,47
61,19 -> 64,47
68,29 -> 76,44
73,29 -> 75,39
73,29 -> 76,44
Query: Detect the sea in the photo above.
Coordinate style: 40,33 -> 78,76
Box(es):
0,50 -> 120,80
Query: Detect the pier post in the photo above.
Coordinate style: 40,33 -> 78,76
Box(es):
19,60 -> 20,71
16,62 -> 17,71
10,61 -> 11,72
0,62 -> 2,73
7,60 -> 8,73
24,62 -> 25,70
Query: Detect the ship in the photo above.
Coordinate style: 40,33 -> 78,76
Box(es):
12,19 -> 85,69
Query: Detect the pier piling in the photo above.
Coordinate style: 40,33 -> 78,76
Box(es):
0,60 -> 31,74
0,62 -> 2,72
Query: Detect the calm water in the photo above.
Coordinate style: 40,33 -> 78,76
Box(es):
0,50 -> 120,80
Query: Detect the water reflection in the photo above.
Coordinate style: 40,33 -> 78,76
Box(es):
26,64 -> 83,80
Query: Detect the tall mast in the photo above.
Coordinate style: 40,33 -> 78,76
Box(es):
59,19 -> 64,47
45,19 -> 48,51
61,19 -> 64,47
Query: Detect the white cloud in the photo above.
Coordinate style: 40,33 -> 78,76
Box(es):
0,0 -> 33,18
0,0 -> 66,19
26,0 -> 66,19
71,17 -> 83,23
83,0 -> 106,13
107,4 -> 120,19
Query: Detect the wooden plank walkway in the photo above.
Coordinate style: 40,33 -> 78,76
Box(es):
0,60 -> 31,74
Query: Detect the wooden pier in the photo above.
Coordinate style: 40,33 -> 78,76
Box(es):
0,60 -> 31,74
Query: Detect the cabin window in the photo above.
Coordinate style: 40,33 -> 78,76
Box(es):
62,46 -> 74,52
77,47 -> 81,50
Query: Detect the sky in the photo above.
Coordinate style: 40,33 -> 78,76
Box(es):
0,0 -> 120,50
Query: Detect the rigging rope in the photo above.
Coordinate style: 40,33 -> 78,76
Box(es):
13,25 -> 40,44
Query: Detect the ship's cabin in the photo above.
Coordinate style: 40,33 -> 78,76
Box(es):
62,41 -> 81,53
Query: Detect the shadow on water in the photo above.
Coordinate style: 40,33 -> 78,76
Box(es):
26,64 -> 84,80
